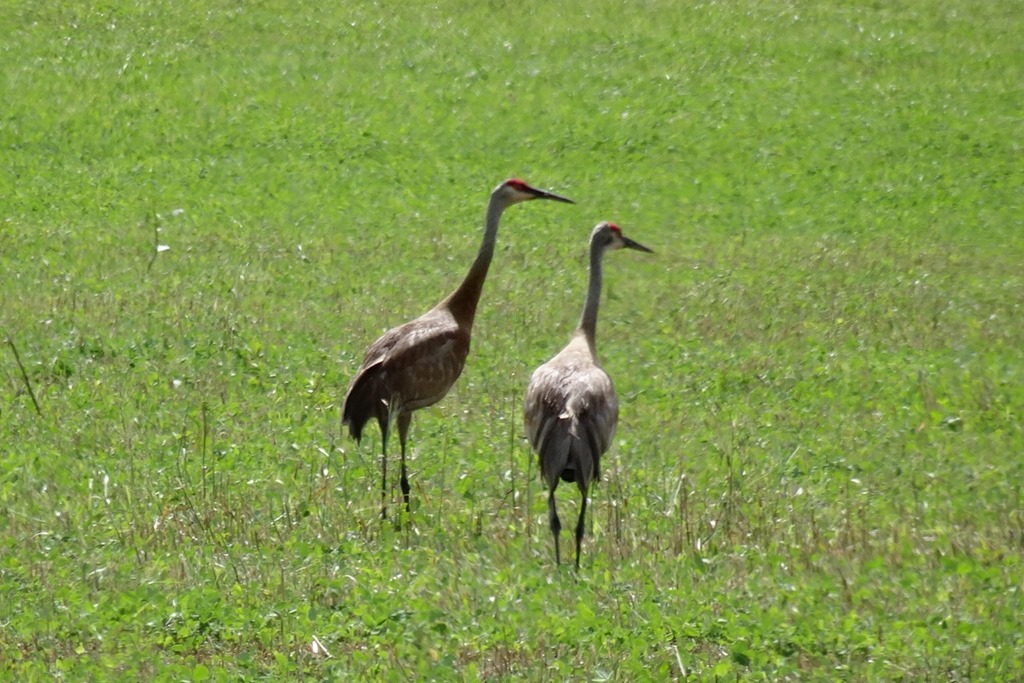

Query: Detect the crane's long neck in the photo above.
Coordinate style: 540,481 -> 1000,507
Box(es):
576,239 -> 606,355
443,193 -> 506,328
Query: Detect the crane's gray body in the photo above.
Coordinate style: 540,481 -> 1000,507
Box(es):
524,333 -> 618,489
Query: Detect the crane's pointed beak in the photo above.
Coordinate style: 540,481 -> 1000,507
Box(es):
533,188 -> 575,204
623,236 -> 654,253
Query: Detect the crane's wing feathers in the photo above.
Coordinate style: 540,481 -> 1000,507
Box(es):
524,354 -> 618,487
343,310 -> 469,439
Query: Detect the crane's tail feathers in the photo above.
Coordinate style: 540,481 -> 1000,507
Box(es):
537,414 -> 599,487
341,369 -> 388,442
569,424 -> 598,486
578,413 -> 604,481
536,414 -> 571,486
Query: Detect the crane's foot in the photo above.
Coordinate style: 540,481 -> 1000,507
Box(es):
389,506 -> 417,534
399,467 -> 411,512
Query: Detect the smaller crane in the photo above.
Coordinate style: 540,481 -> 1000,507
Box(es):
523,222 -> 652,569
343,179 -> 574,520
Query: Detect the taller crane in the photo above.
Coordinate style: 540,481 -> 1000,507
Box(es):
343,179 -> 574,519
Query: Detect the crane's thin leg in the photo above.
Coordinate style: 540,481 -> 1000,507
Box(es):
397,412 -> 412,513
548,482 -> 561,566
574,482 -> 589,571
378,417 -> 390,520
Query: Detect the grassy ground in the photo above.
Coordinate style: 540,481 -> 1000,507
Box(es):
2,0 -> 1022,680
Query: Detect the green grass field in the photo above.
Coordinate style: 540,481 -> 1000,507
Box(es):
3,0 -> 1023,679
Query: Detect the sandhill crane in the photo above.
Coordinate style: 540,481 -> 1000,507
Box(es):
343,179 -> 574,519
523,222 -> 652,569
